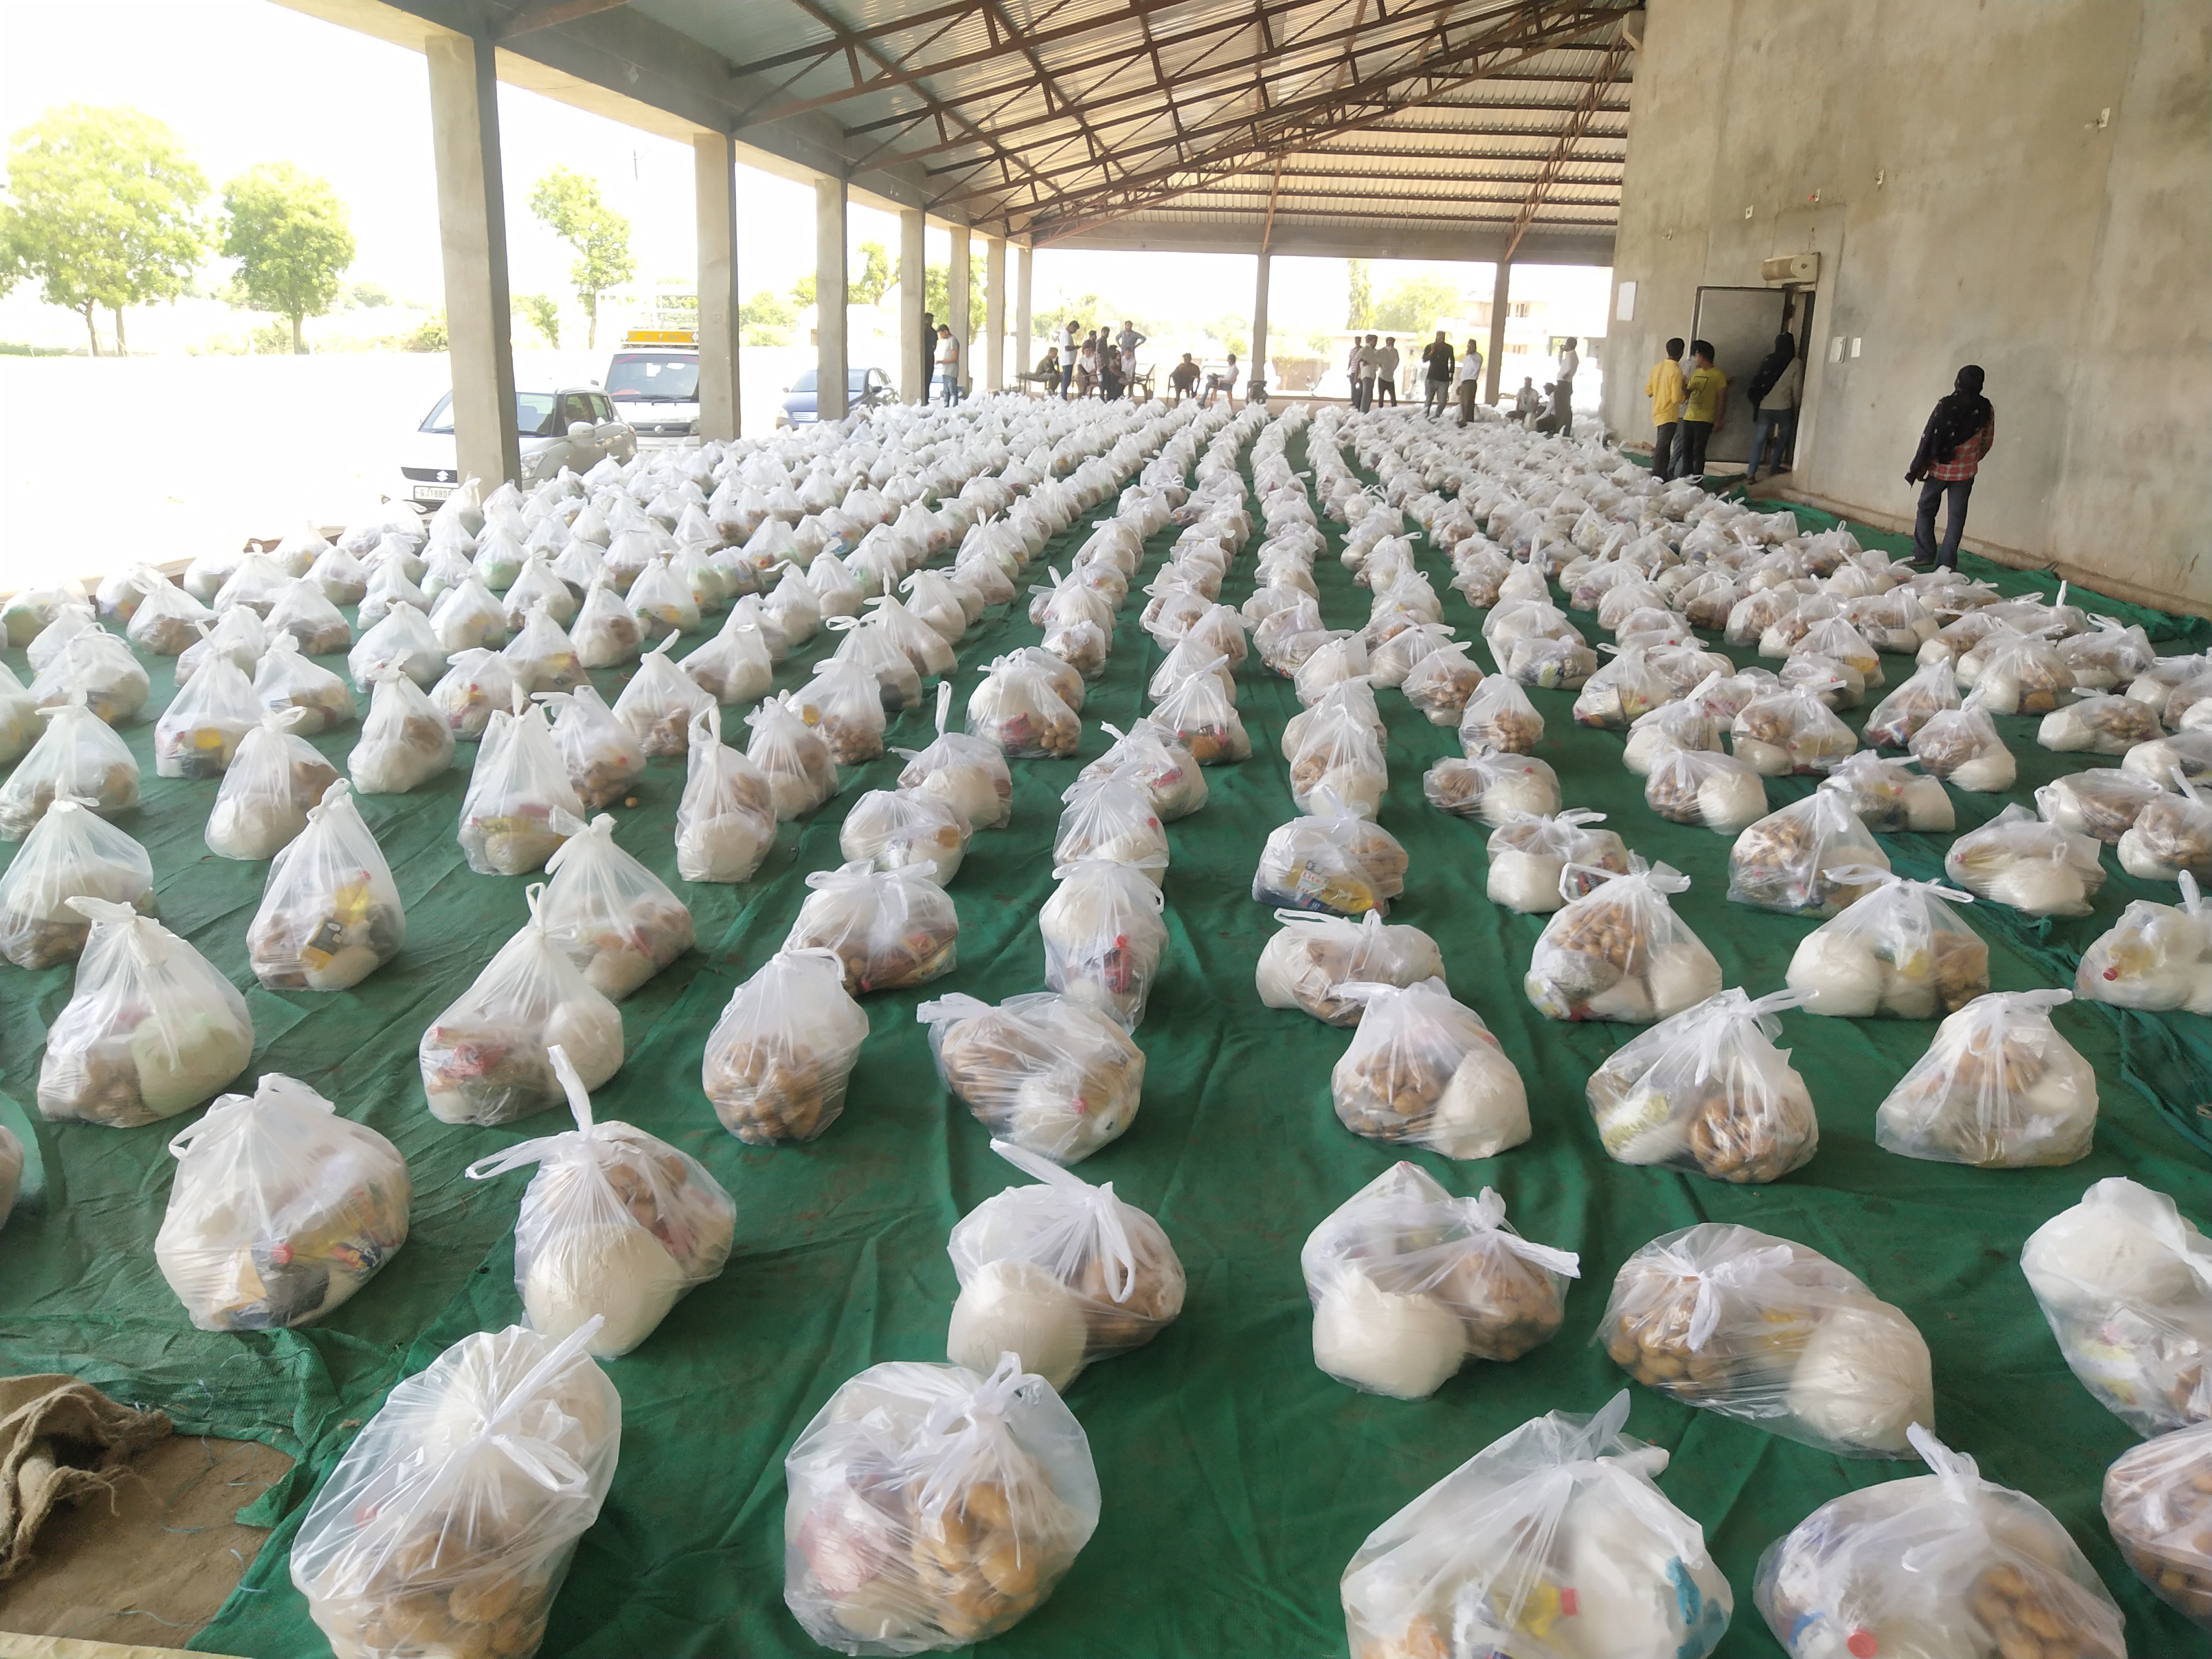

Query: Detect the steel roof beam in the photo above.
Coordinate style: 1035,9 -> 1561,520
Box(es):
1499,33 -> 1633,261
493,0 -> 632,36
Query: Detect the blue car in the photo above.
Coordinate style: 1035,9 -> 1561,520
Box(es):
779,365 -> 896,426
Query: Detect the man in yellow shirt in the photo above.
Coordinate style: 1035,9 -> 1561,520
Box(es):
1678,339 -> 1726,484
1644,336 -> 1687,479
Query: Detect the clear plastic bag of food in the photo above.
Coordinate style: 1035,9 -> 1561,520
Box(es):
156,1074 -> 409,1330
864,591 -> 953,680
1726,791 -> 1892,917
1758,1426 -> 2125,1658
204,707 -> 334,860
1304,1165 -> 1575,1400
627,555 -> 701,642
1486,809 -> 1628,913
1732,682 -> 1857,775
348,666 -> 455,795
428,575 -> 510,656
783,1352 -> 1099,1655
920,991 -> 1142,1165
1400,641 -> 1485,725
251,632 -> 356,735
1331,978 -> 1530,1160
748,689 -> 840,820
430,647 -> 514,740
842,788 -> 969,885
248,780 -> 405,990
670,706 -> 775,883
540,684 -> 646,811
2060,616 -> 2157,690
1290,698 -> 1387,819
349,601 -> 446,690
2125,729 -> 2212,788
1286,678 -> 1384,762
503,600 -> 587,695
37,898 -> 255,1127
800,656 -> 890,766
1078,719 -> 1205,821
1253,792 -> 1409,916
1502,631 -> 1599,689
1039,859 -> 1167,1030
1150,652 -> 1250,764
1602,1222 -> 1933,1455
2076,875 -> 2212,1012
1147,634 -> 1238,706
1621,673 -> 1728,775
266,578 -> 354,656
681,609 -> 774,706
1783,873 -> 1989,1019
1341,1391 -> 1732,1659
1458,673 -> 1545,754
466,1046 -> 731,1357
702,946 -> 870,1144
290,1319 -> 621,1659
1526,859 -> 1723,1024
1255,910 -> 1444,1025
0,699 -> 138,840
1294,633 -> 1368,707
2120,775 -> 2212,883
1424,749 -> 1561,828
1572,645 -> 1675,731
1968,629 -> 2076,715
1863,658 -> 1962,749
2036,690 -> 2162,756
0,662 -> 38,766
357,557 -> 431,628
964,654 -> 1080,760
789,861 -> 959,993
1875,989 -> 2097,1167
2022,1176 -> 2212,1438
1367,620 -> 1455,690
946,1138 -> 1183,1391
419,883 -> 623,1125
458,695 -> 586,875
1909,702 -> 2017,791
31,629 -> 149,725
605,636 -> 710,760
153,653 -> 259,780
1944,797 -> 2106,916
502,556 -> 575,629
572,575 -> 642,668
0,799 -> 154,969
1817,751 -> 1955,834
1587,988 -> 1819,1182
540,813 -> 693,998
125,574 -> 214,654
2104,1419 -> 2212,1629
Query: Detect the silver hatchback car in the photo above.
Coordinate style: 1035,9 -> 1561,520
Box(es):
392,386 -> 637,507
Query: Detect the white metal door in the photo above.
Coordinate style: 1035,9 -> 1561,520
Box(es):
1692,287 -> 1791,463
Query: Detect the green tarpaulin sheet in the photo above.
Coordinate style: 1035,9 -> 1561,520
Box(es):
1,428 -> 2207,1659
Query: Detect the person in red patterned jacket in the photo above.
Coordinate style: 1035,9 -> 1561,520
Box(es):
1906,365 -> 1995,569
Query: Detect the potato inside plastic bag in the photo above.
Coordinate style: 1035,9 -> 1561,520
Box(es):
611,636 -> 714,759
1424,748 -> 1562,829
1253,792 -> 1409,917
1331,978 -> 1528,1160
1757,1426 -> 2125,1659
37,898 -> 255,1127
1588,988 -> 1819,1182
946,1138 -> 1183,1391
419,883 -> 623,1126
1733,682 -> 1857,776
290,1319 -> 622,1659
1486,808 -> 1629,914
349,666 -> 455,795
921,991 -> 1142,1165
2022,1176 -> 2212,1438
1526,858 -> 1723,1024
675,705 -> 777,884
800,654 -> 890,766
1863,657 -> 1962,749
467,1047 -> 732,1357
2103,1418 -> 2212,1630
32,629 -> 150,726
156,1073 -> 409,1331
788,861 -> 959,993
841,788 -> 969,885
2039,690 -> 2163,755
1944,796 -> 2105,917
540,812 -> 694,999
1304,1164 -> 1576,1401
1256,909 -> 1444,1025
1875,989 -> 2097,1167
2119,774 -> 2212,884
895,681 -> 1012,831
1785,872 -> 1989,1020
748,690 -> 840,820
965,653 -> 1082,760
1038,859 -> 1166,1030
2076,873 -> 2212,1013
459,694 -> 586,876
1602,1222 -> 1933,1457
0,799 -> 154,969
783,1353 -> 1100,1655
2040,766 -> 2165,843
702,946 -> 870,1144
1341,1391 -> 1731,1659
248,781 -> 405,991
1726,790 -> 1892,917
1458,673 -> 1546,755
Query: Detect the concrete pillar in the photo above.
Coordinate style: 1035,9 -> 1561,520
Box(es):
898,208 -> 927,403
693,131 -> 739,441
1484,259 -> 1511,405
949,229 -> 971,396
984,236 -> 1006,393
426,33 -> 518,488
814,176 -> 848,422
1014,244 -> 1033,379
1251,252 -> 1273,404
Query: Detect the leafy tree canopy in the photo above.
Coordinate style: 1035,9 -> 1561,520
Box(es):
221,160 -> 356,353
527,165 -> 635,348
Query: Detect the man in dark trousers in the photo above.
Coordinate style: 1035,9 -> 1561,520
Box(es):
917,311 -> 935,404
1906,365 -> 1996,569
1419,331 -> 1455,416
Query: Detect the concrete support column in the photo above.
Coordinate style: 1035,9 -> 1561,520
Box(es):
949,229 -> 971,396
1251,252 -> 1273,404
1014,244 -> 1033,379
1484,259 -> 1511,405
898,208 -> 926,403
983,236 -> 1006,393
693,131 -> 739,441
426,33 -> 518,488
814,176 -> 848,422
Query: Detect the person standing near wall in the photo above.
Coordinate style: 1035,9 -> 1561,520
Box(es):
1746,331 -> 1802,485
1374,336 -> 1400,405
918,311 -> 937,404
1455,338 -> 1484,425
1644,337 -> 1686,478
1554,336 -> 1579,436
1678,340 -> 1725,484
1420,331 -> 1455,416
1906,365 -> 1996,569
934,324 -> 961,405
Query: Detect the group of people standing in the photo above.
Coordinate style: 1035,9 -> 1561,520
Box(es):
1036,319 -> 1148,400
1346,330 -> 1488,422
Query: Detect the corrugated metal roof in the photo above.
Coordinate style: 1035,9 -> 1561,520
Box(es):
623,0 -> 1639,247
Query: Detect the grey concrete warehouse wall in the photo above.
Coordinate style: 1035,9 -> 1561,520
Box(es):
1600,0 -> 2211,613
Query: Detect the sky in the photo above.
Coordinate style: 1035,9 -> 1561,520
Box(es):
0,0 -> 1610,342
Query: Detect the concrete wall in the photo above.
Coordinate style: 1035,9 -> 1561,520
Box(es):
1601,0 -> 2211,612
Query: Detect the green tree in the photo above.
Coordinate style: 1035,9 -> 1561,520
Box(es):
790,272 -> 816,309
526,165 -> 635,349
347,279 -> 392,308
1375,273 -> 1464,335
740,289 -> 795,346
922,261 -> 986,341
219,161 -> 356,354
851,239 -> 890,306
1345,258 -> 1374,330
0,105 -> 211,356
516,292 -> 560,347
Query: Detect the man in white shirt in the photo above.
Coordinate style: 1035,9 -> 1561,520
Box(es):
1057,320 -> 1078,399
1554,337 -> 1579,436
1373,337 -> 1401,405
1455,340 -> 1485,425
1355,334 -> 1380,410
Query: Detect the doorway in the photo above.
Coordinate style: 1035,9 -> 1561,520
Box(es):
1691,286 -> 1812,465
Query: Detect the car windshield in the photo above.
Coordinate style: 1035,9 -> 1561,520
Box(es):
789,369 -> 874,393
420,392 -> 561,437
606,354 -> 700,402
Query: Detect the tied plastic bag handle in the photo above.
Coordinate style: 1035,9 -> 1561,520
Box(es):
167,1073 -> 332,1159
916,990 -> 992,1029
912,1351 -> 1029,1521
1454,1188 -> 1582,1280
988,1138 -> 1138,1304
1661,1238 -> 1799,1352
2182,871 -> 2204,919
464,1044 -> 601,1183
